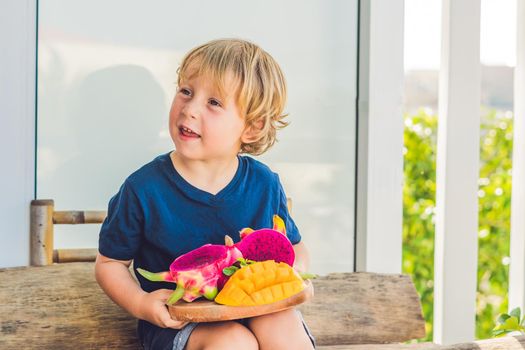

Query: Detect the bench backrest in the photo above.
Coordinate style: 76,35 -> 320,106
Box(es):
30,199 -> 103,265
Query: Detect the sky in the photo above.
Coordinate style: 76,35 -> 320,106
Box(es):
404,0 -> 517,71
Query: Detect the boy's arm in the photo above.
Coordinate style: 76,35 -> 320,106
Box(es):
292,241 -> 310,272
94,252 -> 187,329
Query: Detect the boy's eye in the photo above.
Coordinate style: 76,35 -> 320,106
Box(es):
209,98 -> 222,107
179,88 -> 191,96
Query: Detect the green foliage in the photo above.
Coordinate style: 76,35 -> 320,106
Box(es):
477,108 -> 513,339
403,109 -> 438,340
402,108 -> 513,341
492,307 -> 525,337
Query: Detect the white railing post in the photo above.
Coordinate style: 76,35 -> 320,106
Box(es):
509,0 -> 525,314
433,0 -> 481,344
355,0 -> 404,273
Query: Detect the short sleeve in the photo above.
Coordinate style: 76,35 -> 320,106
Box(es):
276,176 -> 302,245
98,180 -> 144,260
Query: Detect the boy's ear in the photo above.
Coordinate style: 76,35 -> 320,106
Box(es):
241,119 -> 264,144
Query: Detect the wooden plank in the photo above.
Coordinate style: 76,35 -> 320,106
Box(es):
318,336 -> 525,349
301,272 -> 425,345
0,264 -> 425,348
509,0 -> 525,314
53,248 -> 98,263
436,336 -> 525,350
53,210 -> 107,224
0,263 -> 140,349
434,0 -> 481,344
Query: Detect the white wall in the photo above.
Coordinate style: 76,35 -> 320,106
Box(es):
0,0 -> 37,268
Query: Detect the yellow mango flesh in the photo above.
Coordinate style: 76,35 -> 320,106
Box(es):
215,260 -> 305,306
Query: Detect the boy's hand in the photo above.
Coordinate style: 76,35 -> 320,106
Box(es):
136,289 -> 189,329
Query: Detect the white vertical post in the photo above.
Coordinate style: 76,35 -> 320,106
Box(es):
355,0 -> 404,273
509,0 -> 525,313
0,0 -> 37,268
433,0 -> 481,344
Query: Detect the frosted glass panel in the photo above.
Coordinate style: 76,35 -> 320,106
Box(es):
37,0 -> 358,274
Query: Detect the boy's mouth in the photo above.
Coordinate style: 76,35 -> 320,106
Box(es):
179,126 -> 201,138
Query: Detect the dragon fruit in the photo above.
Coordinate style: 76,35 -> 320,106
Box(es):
137,243 -> 242,305
235,215 -> 295,266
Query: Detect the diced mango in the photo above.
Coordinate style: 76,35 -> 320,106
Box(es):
261,288 -> 274,304
231,287 -> 247,301
215,260 -> 305,306
276,266 -> 290,281
270,284 -> 284,300
262,260 -> 275,271
250,262 -> 264,274
263,269 -> 276,284
242,295 -> 256,306
240,280 -> 255,294
282,281 -> 294,296
251,291 -> 264,305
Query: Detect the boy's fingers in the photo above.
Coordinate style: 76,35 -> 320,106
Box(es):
155,289 -> 175,301
156,297 -> 187,328
161,313 -> 188,329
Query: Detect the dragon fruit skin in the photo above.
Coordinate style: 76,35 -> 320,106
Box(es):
137,243 -> 242,305
235,228 -> 295,266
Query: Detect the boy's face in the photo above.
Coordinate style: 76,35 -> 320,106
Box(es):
169,69 -> 250,162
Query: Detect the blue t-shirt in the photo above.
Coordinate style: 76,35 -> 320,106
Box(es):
98,152 -> 301,334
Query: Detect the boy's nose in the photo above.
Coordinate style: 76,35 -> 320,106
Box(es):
181,100 -> 201,119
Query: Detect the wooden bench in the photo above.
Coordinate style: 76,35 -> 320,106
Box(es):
1,263 -> 523,349
1,200 -> 523,349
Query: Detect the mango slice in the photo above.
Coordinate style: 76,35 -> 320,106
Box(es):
215,260 -> 305,306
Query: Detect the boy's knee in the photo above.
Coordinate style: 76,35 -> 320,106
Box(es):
249,308 -> 299,329
247,309 -> 313,349
219,322 -> 258,348
191,321 -> 258,350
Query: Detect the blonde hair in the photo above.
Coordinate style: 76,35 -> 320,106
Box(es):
177,39 -> 288,156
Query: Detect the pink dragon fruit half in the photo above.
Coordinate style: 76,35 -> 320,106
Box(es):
137,243 -> 242,305
235,215 -> 296,266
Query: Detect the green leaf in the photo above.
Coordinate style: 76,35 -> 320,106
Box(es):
236,257 -> 256,267
222,266 -> 239,276
498,316 -> 520,332
496,313 -> 511,325
510,307 -> 521,320
491,329 -> 508,337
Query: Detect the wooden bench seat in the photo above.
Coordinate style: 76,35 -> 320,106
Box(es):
0,262 -> 523,349
0,263 -> 423,348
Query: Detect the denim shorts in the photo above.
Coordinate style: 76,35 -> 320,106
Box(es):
139,310 -> 316,350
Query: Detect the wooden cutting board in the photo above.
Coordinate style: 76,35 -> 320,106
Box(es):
168,280 -> 314,322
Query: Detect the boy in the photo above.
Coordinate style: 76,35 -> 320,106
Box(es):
95,38 -> 315,350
